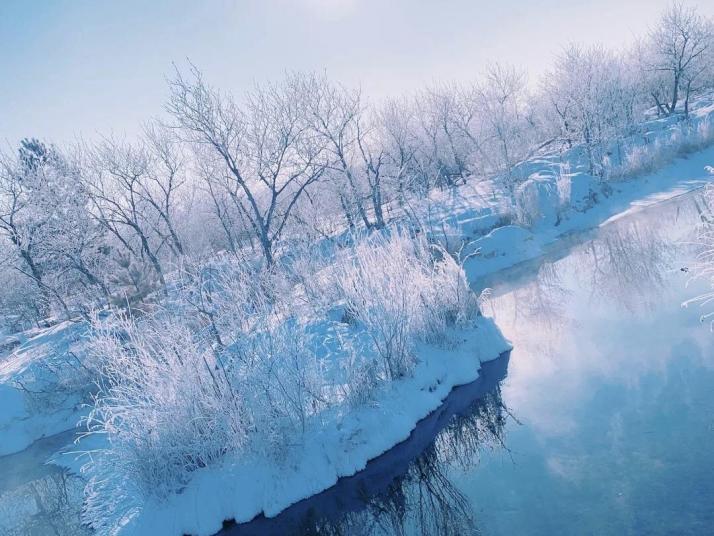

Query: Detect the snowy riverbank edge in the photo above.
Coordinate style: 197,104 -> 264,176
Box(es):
68,316 -> 510,536
464,144 -> 714,283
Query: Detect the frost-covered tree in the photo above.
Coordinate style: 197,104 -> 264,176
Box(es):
0,139 -> 61,293
302,74 -> 398,230
413,84 -> 478,188
642,3 -> 714,116
475,64 -> 538,183
83,122 -> 197,303
543,45 -> 642,175
405,66 -> 536,192
166,66 -> 327,266
136,123 -> 188,258
0,139 -> 108,318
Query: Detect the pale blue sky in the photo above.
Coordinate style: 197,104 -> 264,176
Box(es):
2,0 -> 713,144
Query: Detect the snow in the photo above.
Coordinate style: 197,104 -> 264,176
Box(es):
514,172 -> 560,227
463,144 -> 714,282
560,171 -> 600,212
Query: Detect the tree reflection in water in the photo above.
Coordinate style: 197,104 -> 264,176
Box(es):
489,194 -> 703,371
585,219 -> 673,312
0,462 -> 88,536
221,353 -> 512,536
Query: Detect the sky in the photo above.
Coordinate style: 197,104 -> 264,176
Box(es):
2,0 -> 714,145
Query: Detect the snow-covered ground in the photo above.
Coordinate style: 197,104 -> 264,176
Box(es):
1,96 -> 714,536
0,321 -> 89,457
464,143 -> 714,282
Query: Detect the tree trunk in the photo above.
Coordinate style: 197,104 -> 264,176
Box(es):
137,231 -> 167,292
652,93 -> 667,116
684,80 -> 692,118
669,73 -> 680,115
371,184 -> 385,229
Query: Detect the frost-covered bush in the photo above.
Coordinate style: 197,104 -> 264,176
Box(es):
338,352 -> 382,408
175,253 -> 276,349
610,119 -> 714,179
329,230 -> 479,380
81,229 -> 483,530
83,315 -> 247,500
81,258 -> 325,523
233,320 -> 327,444
175,255 -> 328,445
514,173 -> 560,228
683,181 -> 714,327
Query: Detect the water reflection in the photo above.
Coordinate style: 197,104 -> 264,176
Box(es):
222,354 -> 511,536
586,219 -> 674,311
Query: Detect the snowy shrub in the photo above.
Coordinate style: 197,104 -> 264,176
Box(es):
233,320 -> 327,445
611,119 -> 714,179
82,253 -> 331,523
339,353 -> 382,408
329,230 -> 479,381
683,183 -> 714,327
678,119 -> 714,154
83,315 -> 247,501
620,140 -> 665,177
514,173 -> 560,228
175,254 -> 329,443
175,253 -> 275,349
420,248 -> 481,338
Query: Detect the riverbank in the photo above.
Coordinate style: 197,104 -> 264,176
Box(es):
60,316 -> 510,536
219,351 -> 511,535
69,147 -> 714,536
463,145 -> 714,283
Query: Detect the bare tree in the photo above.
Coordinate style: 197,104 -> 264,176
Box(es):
644,3 -> 714,116
477,64 -> 534,181
379,98 -> 420,209
86,137 -> 168,289
138,123 -> 188,257
415,85 -> 477,188
166,66 -> 326,266
302,77 -> 372,230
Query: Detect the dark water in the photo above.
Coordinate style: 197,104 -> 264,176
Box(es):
229,190 -> 714,535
